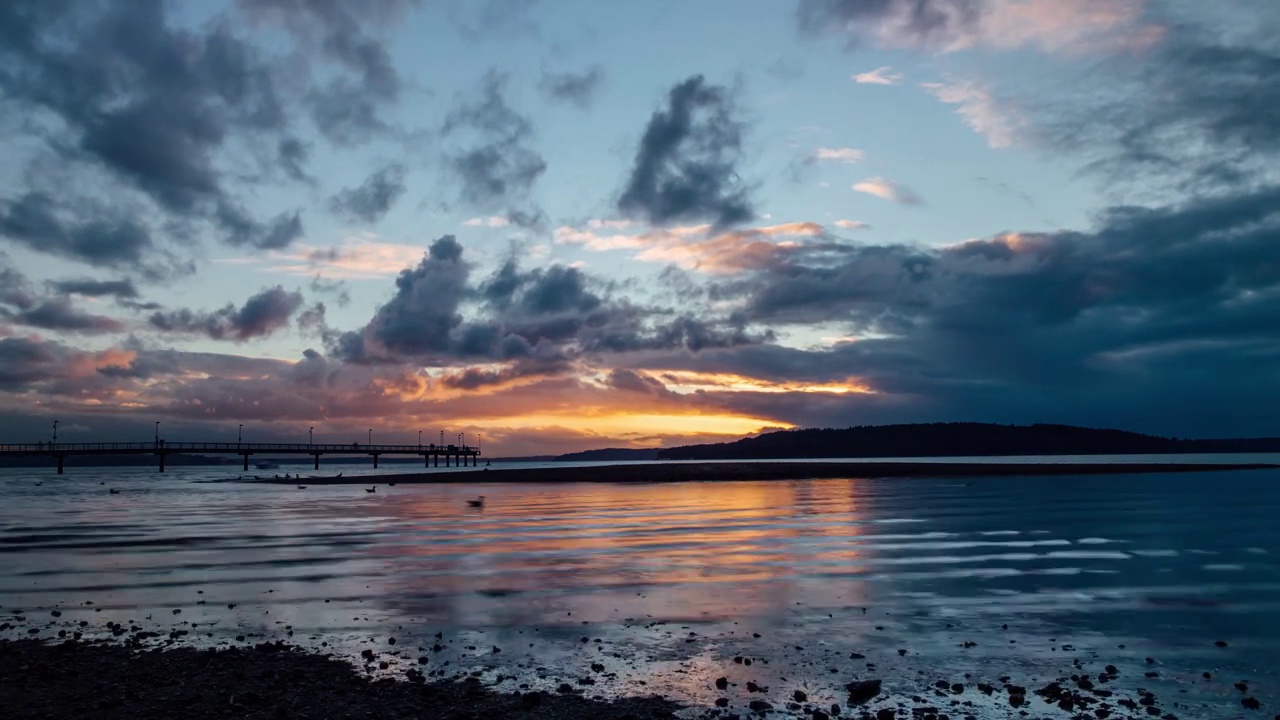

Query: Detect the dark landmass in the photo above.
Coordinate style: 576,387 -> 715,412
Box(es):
249,460 -> 1278,485
659,422 -> 1280,460
0,639 -> 678,720
0,453 -> 232,469
554,447 -> 661,462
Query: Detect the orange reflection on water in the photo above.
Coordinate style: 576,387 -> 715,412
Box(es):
363,479 -> 872,624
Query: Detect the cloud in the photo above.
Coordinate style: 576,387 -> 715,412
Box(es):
834,219 -> 870,230
798,0 -> 1160,55
617,75 -> 755,230
556,220 -> 858,275
810,147 -> 866,163
49,278 -> 140,300
340,235 -> 470,358
852,66 -> 903,84
0,1 -> 312,254
922,80 -> 1024,148
853,177 -> 924,205
236,0 -> 423,144
328,164 -> 408,223
463,216 -> 512,228
227,236 -> 426,280
4,299 -> 126,335
442,72 -> 547,212
1041,12 -> 1280,192
149,286 -> 305,342
0,192 -> 166,273
334,235 -> 766,363
0,255 -> 127,334
539,66 -> 605,109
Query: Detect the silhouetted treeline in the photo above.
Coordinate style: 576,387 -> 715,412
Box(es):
657,423 -> 1280,460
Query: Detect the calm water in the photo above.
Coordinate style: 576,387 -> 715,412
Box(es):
2,459 -> 1278,718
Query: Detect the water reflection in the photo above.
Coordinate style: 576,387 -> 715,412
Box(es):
1,466 -> 1278,715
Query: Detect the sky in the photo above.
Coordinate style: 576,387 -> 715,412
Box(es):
1,0 -> 1279,455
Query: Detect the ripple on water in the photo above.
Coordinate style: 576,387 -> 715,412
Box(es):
1,466 -> 1279,716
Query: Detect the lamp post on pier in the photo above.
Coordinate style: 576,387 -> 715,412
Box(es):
368,428 -> 373,445
155,421 -> 160,446
418,430 -> 422,447
439,430 -> 443,447
309,426 -> 314,446
52,420 -> 58,446
238,424 -> 243,446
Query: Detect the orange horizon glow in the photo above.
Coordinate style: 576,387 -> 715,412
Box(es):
443,411 -> 792,439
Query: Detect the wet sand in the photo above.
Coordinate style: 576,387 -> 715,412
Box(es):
248,460 -> 1280,485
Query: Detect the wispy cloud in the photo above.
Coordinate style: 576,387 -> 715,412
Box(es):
922,80 -> 1024,148
223,234 -> 424,279
804,0 -> 1162,56
853,177 -> 923,205
463,216 -> 511,227
834,219 -> 870,230
556,221 -> 832,273
810,147 -> 865,164
852,66 -> 902,85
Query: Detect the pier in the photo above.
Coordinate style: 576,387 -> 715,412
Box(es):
0,442 -> 481,474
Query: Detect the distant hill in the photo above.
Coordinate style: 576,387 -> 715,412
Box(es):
555,448 -> 661,462
657,422 -> 1280,460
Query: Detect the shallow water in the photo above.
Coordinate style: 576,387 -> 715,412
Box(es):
2,460 -> 1278,718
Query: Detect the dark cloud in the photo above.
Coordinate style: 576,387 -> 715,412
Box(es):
277,138 -> 313,183
603,368 -> 671,395
5,298 -> 125,334
0,193 -> 158,270
648,183 -> 1280,436
539,66 -> 605,109
441,360 -> 570,391
795,0 -> 982,48
336,238 -> 765,362
0,0 -> 308,253
328,164 -> 408,223
442,73 -> 547,212
351,235 -> 470,358
310,276 -> 352,308
149,286 -> 305,342
444,0 -> 541,41
1047,14 -> 1280,193
617,75 -> 755,230
50,278 -> 140,300
236,0 -> 422,144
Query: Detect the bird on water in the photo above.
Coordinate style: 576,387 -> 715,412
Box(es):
365,486 -> 376,493
467,495 -> 485,508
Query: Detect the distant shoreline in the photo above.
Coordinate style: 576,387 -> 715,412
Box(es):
246,460 -> 1279,485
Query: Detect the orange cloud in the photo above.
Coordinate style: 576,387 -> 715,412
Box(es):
558,221 -> 828,274
655,370 -> 875,395
223,234 -> 425,279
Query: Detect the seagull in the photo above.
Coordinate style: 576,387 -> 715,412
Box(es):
296,485 -> 307,490
108,488 -> 120,495
365,486 -> 377,493
467,495 -> 485,508
33,481 -> 43,486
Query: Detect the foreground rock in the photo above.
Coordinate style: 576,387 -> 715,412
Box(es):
0,639 -> 678,720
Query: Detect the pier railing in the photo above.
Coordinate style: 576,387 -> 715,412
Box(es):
0,442 -> 476,453
0,441 -> 480,473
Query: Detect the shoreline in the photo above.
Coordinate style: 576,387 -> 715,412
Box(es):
0,639 -> 680,720
2,633 -> 1262,719
245,460 -> 1280,485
